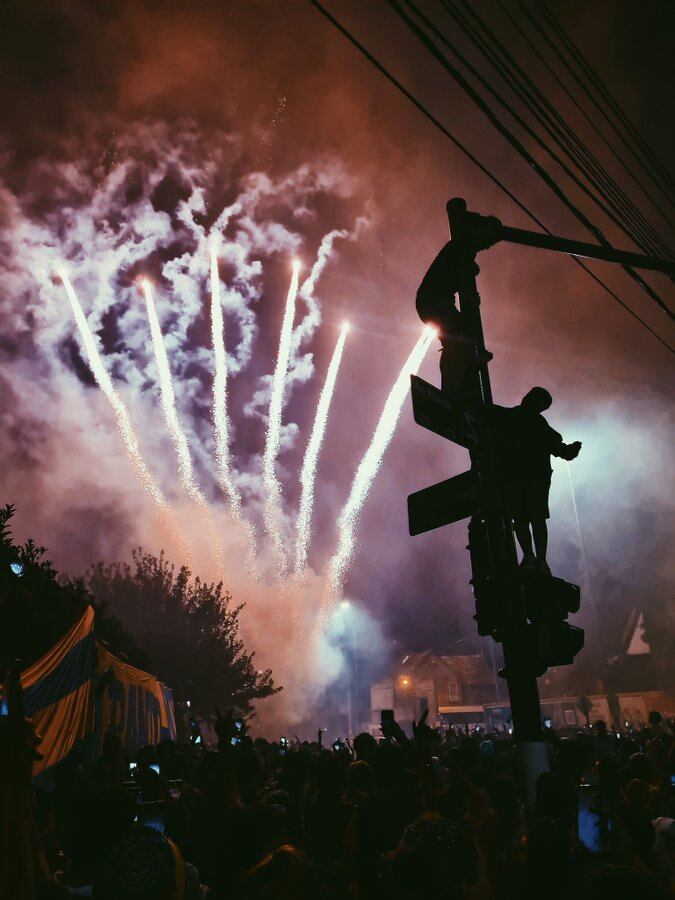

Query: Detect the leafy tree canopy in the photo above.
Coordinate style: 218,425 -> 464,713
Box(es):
1,505 -> 280,718
83,548 -> 280,716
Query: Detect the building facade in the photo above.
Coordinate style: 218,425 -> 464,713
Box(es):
369,647 -> 675,734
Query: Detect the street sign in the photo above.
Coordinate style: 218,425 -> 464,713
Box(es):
410,375 -> 478,450
408,469 -> 477,536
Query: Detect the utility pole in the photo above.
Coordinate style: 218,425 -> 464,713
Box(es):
448,197 -> 548,806
341,600 -> 357,737
408,198 -> 673,811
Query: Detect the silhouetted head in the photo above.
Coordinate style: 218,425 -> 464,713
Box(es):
346,759 -> 375,798
353,731 -> 378,765
521,387 -> 552,412
242,845 -> 330,899
391,815 -> 476,899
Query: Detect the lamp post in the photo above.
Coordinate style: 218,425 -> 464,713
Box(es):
341,600 -> 357,737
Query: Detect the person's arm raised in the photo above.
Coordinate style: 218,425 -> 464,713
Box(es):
555,440 -> 582,460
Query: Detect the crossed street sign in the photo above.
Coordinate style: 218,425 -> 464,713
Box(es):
408,375 -> 480,536
409,375 -> 479,450
408,470 -> 477,536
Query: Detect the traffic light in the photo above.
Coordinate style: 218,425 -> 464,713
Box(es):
521,574 -> 580,622
467,517 -> 500,637
520,574 -> 584,675
529,621 -> 585,675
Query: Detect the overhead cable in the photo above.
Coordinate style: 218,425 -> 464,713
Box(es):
387,0 -> 673,321
307,0 -> 674,355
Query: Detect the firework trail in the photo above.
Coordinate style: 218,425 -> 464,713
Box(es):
57,269 -> 191,564
294,322 -> 349,575
292,229 -> 347,352
322,326 -> 436,616
210,248 -> 241,509
262,259 -> 300,571
141,279 -> 226,572
210,246 -> 259,576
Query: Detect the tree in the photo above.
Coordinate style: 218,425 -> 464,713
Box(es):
82,549 -> 280,716
1,507 -> 278,722
0,504 -> 146,669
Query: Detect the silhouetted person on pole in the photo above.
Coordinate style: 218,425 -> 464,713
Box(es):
493,387 -> 581,574
416,241 -> 492,397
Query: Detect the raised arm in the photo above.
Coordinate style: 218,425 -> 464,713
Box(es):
552,440 -> 582,460
541,419 -> 581,460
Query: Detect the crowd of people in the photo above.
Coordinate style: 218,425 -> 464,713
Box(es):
2,709 -> 674,898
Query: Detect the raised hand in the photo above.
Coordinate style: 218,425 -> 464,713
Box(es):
381,716 -> 408,745
214,707 -> 235,750
412,709 -> 436,756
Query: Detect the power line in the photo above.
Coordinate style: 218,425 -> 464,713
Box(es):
536,0 -> 675,195
449,0 -> 673,262
520,0 -> 674,203
417,0 -> 672,263
496,0 -> 675,231
307,0 -> 674,355
388,0 -> 674,321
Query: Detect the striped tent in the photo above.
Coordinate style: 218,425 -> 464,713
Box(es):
20,606 -> 176,778
21,605 -> 96,776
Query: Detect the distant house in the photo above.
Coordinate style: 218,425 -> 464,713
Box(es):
369,610 -> 675,733
369,650 -> 500,732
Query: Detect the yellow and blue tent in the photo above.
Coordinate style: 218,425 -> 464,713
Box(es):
21,605 -> 96,776
20,606 -> 176,778
93,644 -> 177,757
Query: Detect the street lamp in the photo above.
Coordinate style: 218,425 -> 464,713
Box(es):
340,600 -> 358,737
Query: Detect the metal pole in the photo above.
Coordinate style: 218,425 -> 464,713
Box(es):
347,681 -> 353,739
352,604 -> 358,736
497,224 -> 675,277
447,197 -> 548,810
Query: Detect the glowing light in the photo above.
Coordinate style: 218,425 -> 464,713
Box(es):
262,260 -> 300,571
57,269 -> 191,562
323,326 -> 435,614
142,280 -> 203,504
142,279 -> 225,572
210,248 -> 241,511
294,322 -> 349,574
401,676 -> 410,687
210,246 -> 259,577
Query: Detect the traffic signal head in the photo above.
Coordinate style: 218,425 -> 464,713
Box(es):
532,620 -> 585,674
522,575 -> 580,623
467,517 -> 506,637
471,574 -> 500,637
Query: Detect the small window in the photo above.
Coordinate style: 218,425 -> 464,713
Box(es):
448,682 -> 460,701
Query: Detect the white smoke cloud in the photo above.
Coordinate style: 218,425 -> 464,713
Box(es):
0,115 -> 392,725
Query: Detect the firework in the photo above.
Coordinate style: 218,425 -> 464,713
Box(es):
57,269 -> 191,563
142,279 -> 226,573
262,259 -> 300,571
294,322 -> 349,575
322,326 -> 436,615
210,245 -> 259,576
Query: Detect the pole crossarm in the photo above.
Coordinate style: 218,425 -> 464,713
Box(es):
497,225 -> 675,279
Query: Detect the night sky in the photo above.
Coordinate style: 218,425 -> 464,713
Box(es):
1,1 -> 673,714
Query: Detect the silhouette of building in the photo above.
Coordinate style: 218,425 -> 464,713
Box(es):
369,615 -> 675,733
369,650 -> 500,733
